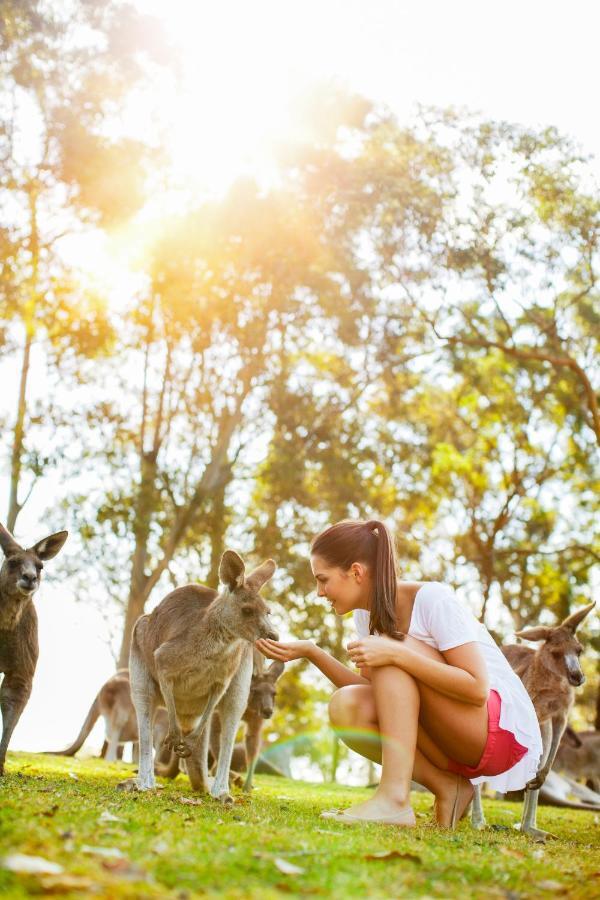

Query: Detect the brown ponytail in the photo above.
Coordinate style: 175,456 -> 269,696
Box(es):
310,519 -> 402,639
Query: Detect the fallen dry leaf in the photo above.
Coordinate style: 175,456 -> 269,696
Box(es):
36,874 -> 96,894
81,845 -> 125,859
67,772 -> 79,781
151,839 -> 169,855
101,858 -> 148,881
274,857 -> 306,876
535,881 -> 565,893
1,854 -> 63,875
116,779 -> 138,792
499,846 -> 525,860
178,797 -> 204,806
98,810 -> 123,824
365,850 -> 421,864
274,884 -> 324,895
42,804 -> 60,818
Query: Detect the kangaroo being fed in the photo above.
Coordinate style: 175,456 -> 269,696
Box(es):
471,601 -> 595,839
46,669 -> 168,762
0,522 -> 68,775
124,550 -> 278,802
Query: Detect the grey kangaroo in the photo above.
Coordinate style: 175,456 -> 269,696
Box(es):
124,550 -> 278,802
554,728 -> 600,794
0,521 -> 68,775
471,601 -> 595,839
46,669 -> 168,762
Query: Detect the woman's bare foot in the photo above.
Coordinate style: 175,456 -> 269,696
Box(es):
330,790 -> 415,825
434,773 -> 474,827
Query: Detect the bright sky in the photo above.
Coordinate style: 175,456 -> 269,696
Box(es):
5,0 -> 599,764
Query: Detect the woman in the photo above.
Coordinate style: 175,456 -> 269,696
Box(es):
256,519 -> 542,828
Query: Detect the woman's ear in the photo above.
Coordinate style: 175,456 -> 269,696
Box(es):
350,562 -> 367,582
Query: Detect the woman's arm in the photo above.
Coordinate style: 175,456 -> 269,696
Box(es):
347,636 -> 489,706
255,638 -> 370,688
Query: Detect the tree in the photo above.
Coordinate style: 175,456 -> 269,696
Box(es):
0,0 -> 170,530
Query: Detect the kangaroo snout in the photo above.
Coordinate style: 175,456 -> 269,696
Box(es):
18,575 -> 37,592
262,624 -> 279,641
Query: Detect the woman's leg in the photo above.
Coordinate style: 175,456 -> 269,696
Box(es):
328,636 -> 488,825
330,678 -> 471,825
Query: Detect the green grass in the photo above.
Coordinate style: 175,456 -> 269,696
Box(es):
0,752 -> 598,898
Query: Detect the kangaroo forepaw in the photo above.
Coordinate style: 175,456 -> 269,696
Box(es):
174,740 -> 192,758
162,730 -> 191,758
526,774 -> 547,792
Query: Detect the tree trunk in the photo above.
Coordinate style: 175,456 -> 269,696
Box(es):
117,452 -> 157,666
7,329 -> 33,532
207,482 -> 227,589
118,585 -> 148,668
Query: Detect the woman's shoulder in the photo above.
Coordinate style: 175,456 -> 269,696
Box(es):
413,582 -> 455,606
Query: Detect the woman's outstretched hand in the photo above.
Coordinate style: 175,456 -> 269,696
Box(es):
347,635 -> 402,669
255,638 -> 315,663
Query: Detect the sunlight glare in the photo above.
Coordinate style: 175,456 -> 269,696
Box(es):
141,0 -> 327,193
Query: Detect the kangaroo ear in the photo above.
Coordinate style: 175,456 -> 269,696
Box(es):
219,550 -> 245,590
514,626 -> 552,642
31,531 -> 68,560
561,601 -> 595,634
245,559 -> 276,592
267,659 -> 285,680
0,522 -> 20,557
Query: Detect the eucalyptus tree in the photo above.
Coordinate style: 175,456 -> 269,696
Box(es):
65,176 -> 361,665
428,119 -> 600,455
0,0 -> 170,530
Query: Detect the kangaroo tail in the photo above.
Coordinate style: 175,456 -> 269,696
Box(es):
43,696 -> 100,756
155,751 -> 180,780
540,789 -> 600,810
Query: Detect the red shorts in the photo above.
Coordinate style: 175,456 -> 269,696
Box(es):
447,689 -> 527,779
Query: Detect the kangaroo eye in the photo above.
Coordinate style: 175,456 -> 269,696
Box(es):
241,604 -> 254,616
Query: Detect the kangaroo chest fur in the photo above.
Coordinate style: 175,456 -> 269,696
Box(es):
170,640 -> 246,717
523,669 -> 574,723
0,600 -> 38,678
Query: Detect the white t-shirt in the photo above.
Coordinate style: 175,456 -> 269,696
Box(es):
353,582 -> 543,792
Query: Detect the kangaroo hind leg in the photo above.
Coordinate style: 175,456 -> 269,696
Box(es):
127,639 -> 159,791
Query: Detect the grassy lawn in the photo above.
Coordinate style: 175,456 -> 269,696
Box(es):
0,752 -> 598,898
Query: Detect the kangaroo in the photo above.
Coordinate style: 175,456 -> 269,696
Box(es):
0,522 -> 68,775
46,669 -> 168,762
122,550 -> 278,802
471,601 -> 595,839
210,650 -> 285,791
554,728 -> 600,793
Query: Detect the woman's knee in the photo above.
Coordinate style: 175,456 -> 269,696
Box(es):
328,685 -> 373,727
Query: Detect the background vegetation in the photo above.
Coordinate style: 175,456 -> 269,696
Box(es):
1,1 -> 598,782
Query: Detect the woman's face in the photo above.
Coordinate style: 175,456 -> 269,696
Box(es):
310,554 -> 371,615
